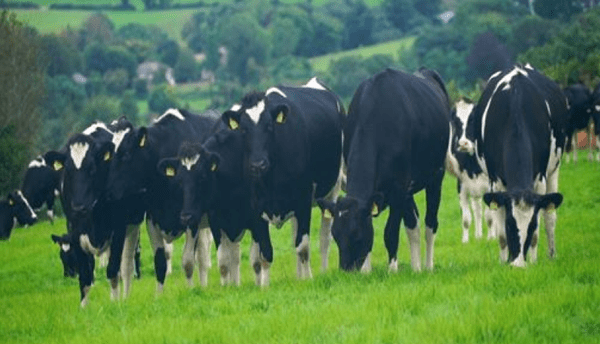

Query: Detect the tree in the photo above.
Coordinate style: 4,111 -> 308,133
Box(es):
0,11 -> 45,193
39,34 -> 82,77
174,48 -> 200,83
120,90 -> 139,125
82,12 -> 114,45
148,84 -> 180,114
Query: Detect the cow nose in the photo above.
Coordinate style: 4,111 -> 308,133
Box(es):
457,139 -> 474,154
71,203 -> 88,214
180,213 -> 192,225
250,160 -> 269,176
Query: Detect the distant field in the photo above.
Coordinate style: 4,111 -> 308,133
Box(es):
309,37 -> 416,72
1,159 -> 598,343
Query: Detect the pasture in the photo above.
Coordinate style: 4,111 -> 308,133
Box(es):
1,159 -> 599,343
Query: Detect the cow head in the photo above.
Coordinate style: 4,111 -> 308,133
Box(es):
51,233 -> 77,277
483,191 -> 563,267
451,99 -> 476,154
106,123 -> 149,201
158,142 -> 220,228
0,191 -> 38,240
45,133 -> 114,217
317,195 -> 383,271
222,91 -> 291,181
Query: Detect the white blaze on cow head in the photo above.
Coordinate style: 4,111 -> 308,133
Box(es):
246,100 -> 266,125
112,128 -> 131,153
154,108 -> 185,123
69,142 -> 90,170
181,154 -> 200,171
28,156 -> 47,169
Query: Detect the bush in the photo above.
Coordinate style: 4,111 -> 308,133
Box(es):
174,48 -> 200,83
148,84 -> 180,115
133,78 -> 148,99
104,68 -> 130,95
120,90 -> 139,125
80,95 -> 121,128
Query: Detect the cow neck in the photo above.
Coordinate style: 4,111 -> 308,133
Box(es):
345,138 -> 377,208
503,107 -> 535,192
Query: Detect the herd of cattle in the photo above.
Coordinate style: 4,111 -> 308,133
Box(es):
1,64 -> 600,307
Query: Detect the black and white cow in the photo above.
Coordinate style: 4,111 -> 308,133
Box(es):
45,122 -> 145,307
446,99 -> 495,243
318,68 -> 450,272
459,65 -> 567,267
0,191 -> 37,240
563,83 -> 595,163
20,153 -> 62,223
221,77 -> 344,279
158,117 -> 272,286
106,109 -> 217,292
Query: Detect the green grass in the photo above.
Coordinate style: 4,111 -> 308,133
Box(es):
309,37 -> 416,73
1,159 -> 599,343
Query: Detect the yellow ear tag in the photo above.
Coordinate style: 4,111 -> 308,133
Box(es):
8,198 -> 14,206
53,161 -> 63,171
104,151 -> 111,161
139,134 -> 146,147
323,209 -> 333,219
229,118 -> 239,130
211,162 -> 218,172
372,204 -> 379,216
165,166 -> 175,177
276,112 -> 285,124
490,202 -> 498,210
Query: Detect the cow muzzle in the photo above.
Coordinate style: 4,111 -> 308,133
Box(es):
249,159 -> 269,179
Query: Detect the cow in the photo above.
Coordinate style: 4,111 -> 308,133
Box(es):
45,121 -> 145,307
458,64 -> 567,267
445,99 -> 495,243
0,190 -> 37,240
317,68 -> 450,272
105,109 -> 217,293
563,83 -> 595,163
158,119 -> 272,286
592,82 -> 600,161
19,153 -> 62,224
221,77 -> 344,279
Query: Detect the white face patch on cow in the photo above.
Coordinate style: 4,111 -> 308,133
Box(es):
230,104 -> 242,112
111,128 -> 130,153
181,154 -> 200,171
61,243 -> 71,252
511,199 -> 535,263
82,122 -> 110,136
154,108 -> 185,123
246,100 -> 266,125
17,190 -> 36,219
302,77 -> 327,90
265,87 -> 287,98
595,105 -> 600,112
69,142 -> 89,170
28,156 -> 46,168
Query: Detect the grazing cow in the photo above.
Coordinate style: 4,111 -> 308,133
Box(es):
106,109 -> 217,292
221,77 -> 344,279
317,68 -> 450,272
158,119 -> 272,286
563,83 -> 595,163
45,122 -> 145,307
20,153 -> 62,223
0,191 -> 37,240
458,65 -> 567,267
445,99 -> 495,243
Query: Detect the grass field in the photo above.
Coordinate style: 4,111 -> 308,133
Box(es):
1,159 -> 599,343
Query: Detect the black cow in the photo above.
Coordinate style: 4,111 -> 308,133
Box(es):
563,83 -> 595,163
45,122 -> 145,307
20,153 -> 62,223
446,99 -> 495,243
159,117 -> 272,286
317,68 -> 450,272
106,109 -> 217,292
0,191 -> 37,240
221,77 -> 344,279
459,65 -> 567,267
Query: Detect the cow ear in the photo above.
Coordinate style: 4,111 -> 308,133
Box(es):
316,199 -> 336,220
538,193 -> 563,211
483,192 -> 508,210
138,127 -> 148,148
207,152 -> 221,172
97,141 -> 114,163
51,234 -> 62,244
7,193 -> 15,206
369,193 -> 385,217
158,158 -> 180,178
222,110 -> 241,130
272,104 -> 290,124
45,151 -> 66,171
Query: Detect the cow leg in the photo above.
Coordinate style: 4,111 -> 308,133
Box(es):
319,172 -> 342,271
545,168 -> 560,259
471,196 -> 483,240
250,240 -> 262,286
99,249 -> 109,268
195,227 -> 211,287
120,224 -> 139,298
107,226 -> 126,302
134,240 -> 141,279
383,204 -> 402,273
403,196 -> 421,272
588,125 -> 594,162
458,183 -> 471,243
182,228 -> 198,287
77,247 -> 94,308
496,207 -> 508,263
147,220 -> 167,293
424,172 -> 443,271
217,230 -> 240,286
252,220 -> 273,287
46,194 -> 55,225
572,135 -> 578,163
596,135 -> 600,162
165,242 -> 173,275
293,209 -> 312,280
485,207 -> 496,239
